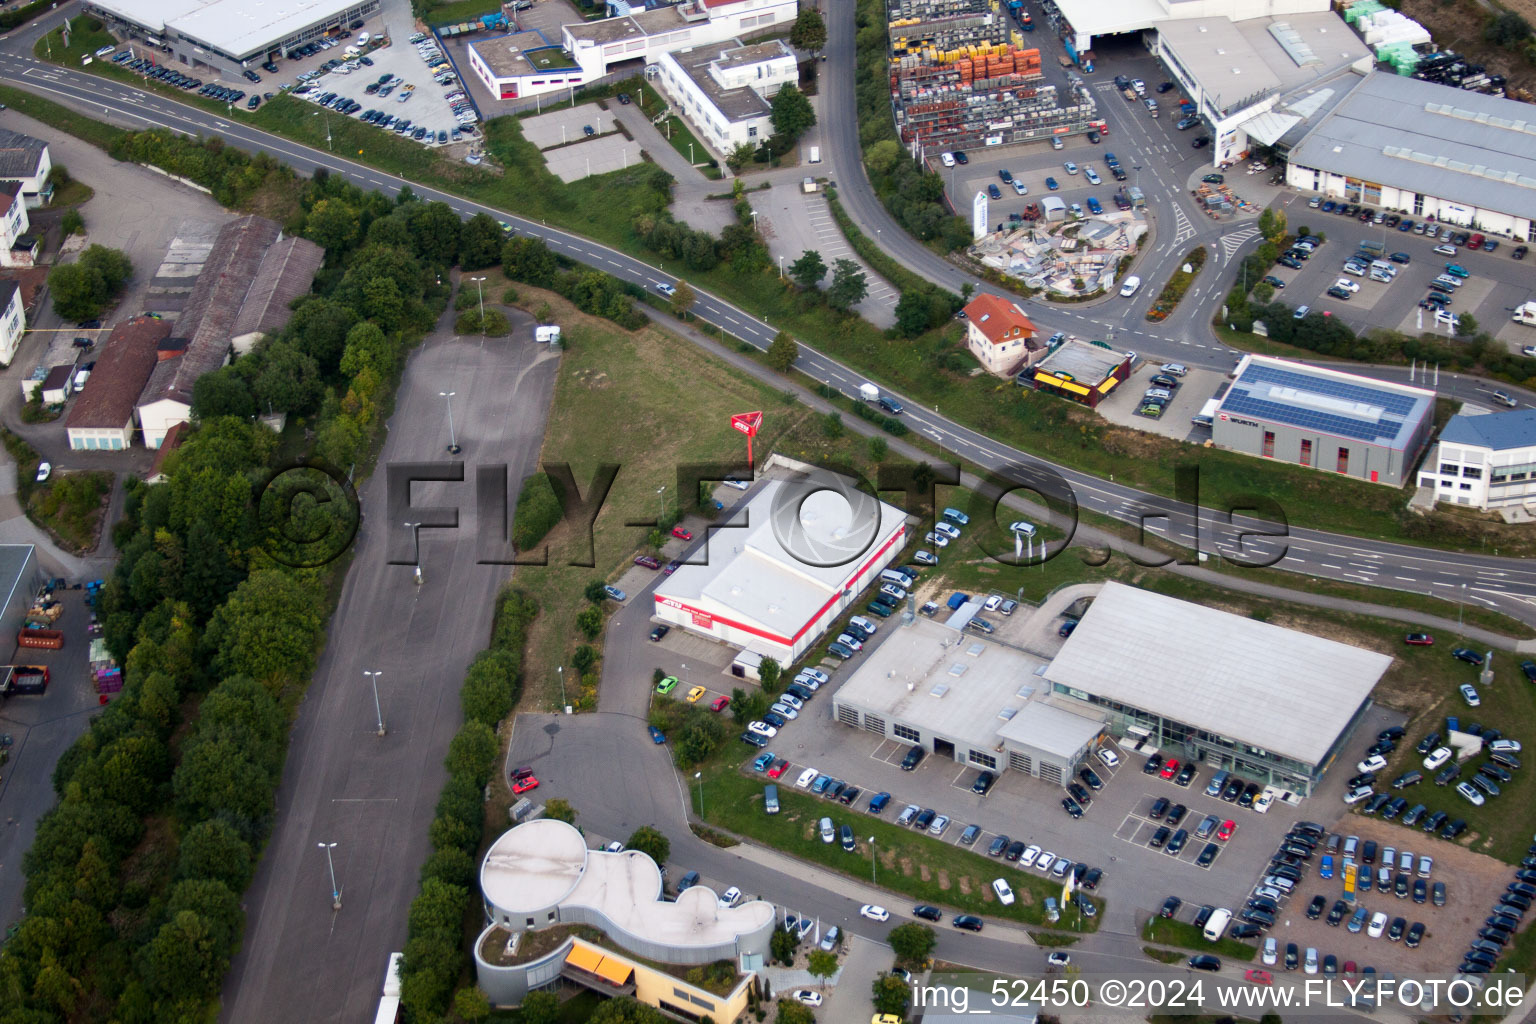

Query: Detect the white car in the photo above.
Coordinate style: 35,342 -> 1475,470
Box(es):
1064,161 -> 1079,174
1457,780 -> 1486,806
860,904 -> 890,922
1367,911 -> 1388,939
1036,852 -> 1056,873
1357,754 -> 1388,774
777,693 -> 803,710
769,702 -> 799,720
34,462 -> 51,483
940,152 -> 956,167
984,594 -> 1003,610
795,767 -> 819,788
1084,166 -> 1100,185
1433,244 -> 1458,256
656,282 -> 677,297
914,550 -> 939,565
992,878 -> 1015,905
1333,278 -> 1360,294
1047,951 -> 1071,966
1423,746 -> 1452,770
1304,947 -> 1319,974
1009,521 -> 1037,536
719,886 -> 742,907
1436,309 -> 1457,327
604,841 -> 624,852
1263,938 -> 1278,965
1097,748 -> 1120,769
1418,855 -> 1433,877
748,721 -> 777,738
1460,683 -> 1481,706
835,633 -> 864,651
1013,180 -> 1028,195
1019,844 -> 1041,868
799,668 -> 830,685
934,521 -> 961,540
793,990 -> 823,1007
1253,791 -> 1274,813
924,532 -> 950,548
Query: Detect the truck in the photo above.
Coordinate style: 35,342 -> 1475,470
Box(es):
859,382 -> 880,402
1122,86 -> 1138,101
17,628 -> 63,649
1125,185 -> 1145,209
3,666 -> 50,696
1513,302 -> 1536,327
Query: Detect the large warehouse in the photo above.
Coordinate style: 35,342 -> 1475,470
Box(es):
1212,355 -> 1435,487
1046,582 -> 1389,796
652,471 -> 909,665
1284,73 -> 1536,242
832,615 -> 1106,786
85,0 -> 379,73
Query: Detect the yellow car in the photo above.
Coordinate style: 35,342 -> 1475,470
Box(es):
873,1016 -> 903,1024
686,685 -> 707,703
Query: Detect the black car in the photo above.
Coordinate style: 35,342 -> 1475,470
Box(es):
839,786 -> 861,805
1284,943 -> 1299,970
1149,826 -> 1171,849
1005,840 -> 1026,861
1413,879 -> 1428,903
1306,895 -> 1327,919
1394,874 -> 1410,899
913,808 -> 935,830
1239,782 -> 1260,807
1221,778 -> 1243,801
1082,867 -> 1102,890
1416,731 -> 1442,755
952,915 -> 983,931
1160,895 -> 1182,918
1361,840 -> 1378,864
1228,923 -> 1262,940
1061,797 -> 1083,818
1480,926 -> 1511,945
1453,647 -> 1486,666
1196,843 -> 1219,867
1441,818 -> 1467,840
988,834 -> 1010,857
913,904 -> 943,921
1149,797 -> 1170,820
1347,772 -> 1377,789
972,771 -> 996,795
1079,767 -> 1104,790
243,69 -> 262,83
1166,803 -> 1187,827
1166,828 -> 1189,855
1193,905 -> 1215,929
1382,796 -> 1408,820
1240,907 -> 1273,927
1143,754 -> 1164,776
1327,900 -> 1348,926
1405,921 -> 1425,948
1432,882 -> 1446,906
1277,256 -> 1304,270
1482,763 -> 1513,783
1067,782 -> 1092,806
1435,763 -> 1462,785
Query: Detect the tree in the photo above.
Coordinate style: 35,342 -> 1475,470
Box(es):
1454,312 -> 1478,337
807,949 -> 838,988
669,279 -> 697,316
203,570 -> 325,690
790,6 -> 827,55
286,296 -> 359,374
775,999 -> 817,1024
888,922 -> 936,963
726,142 -> 756,174
730,686 -> 770,725
869,436 -> 889,462
1485,10 -> 1532,47
758,657 -> 782,695
519,990 -> 562,1024
61,208 -> 84,237
252,340 -> 324,415
770,926 -> 797,965
304,197 -> 361,251
446,721 -> 499,786
789,249 -> 825,290
190,366 -> 258,421
584,580 -> 610,603
826,259 -> 868,311
48,263 -> 106,322
767,331 -> 798,372
576,606 -> 604,640
822,411 -> 844,439
872,973 -> 911,1016
544,798 -> 577,824
137,910 -> 228,999
769,85 -> 816,143
894,289 -> 935,338
458,213 -> 506,269
176,819 -> 254,892
454,986 -> 491,1022
503,236 -> 558,287
625,825 -> 670,866
589,997 -> 667,1024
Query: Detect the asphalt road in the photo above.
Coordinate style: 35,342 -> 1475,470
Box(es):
218,310 -> 561,1022
4,11 -> 1534,627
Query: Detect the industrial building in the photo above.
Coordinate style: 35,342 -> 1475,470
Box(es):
1418,409 -> 1536,511
1025,336 -> 1132,408
135,215 -> 322,448
0,280 -> 23,368
560,0 -> 797,80
654,39 -> 796,155
1283,72 -> 1536,241
0,184 -> 35,271
1045,582 -> 1389,796
1046,0 -> 1331,54
651,470 -> 909,665
0,546 -> 40,649
473,819 -> 772,1012
0,129 -> 53,208
1212,354 -> 1435,487
831,614 -> 1106,786
465,29 -> 586,102
66,316 -> 172,451
85,0 -> 379,74
961,292 -> 1040,377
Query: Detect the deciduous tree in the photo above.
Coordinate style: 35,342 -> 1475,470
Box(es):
767,331 -> 798,371
789,249 -> 825,290
769,85 -> 816,143
826,259 -> 868,311
888,922 -> 936,962
625,825 -> 670,866
790,7 -> 827,54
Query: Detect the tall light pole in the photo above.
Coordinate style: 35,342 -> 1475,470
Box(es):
869,837 -> 877,883
439,391 -> 460,454
405,521 -> 422,584
318,842 -> 340,910
695,771 -> 704,817
468,275 -> 486,325
557,665 -> 566,710
778,255 -> 784,279
363,670 -> 384,736
657,485 -> 666,521
312,110 -> 332,151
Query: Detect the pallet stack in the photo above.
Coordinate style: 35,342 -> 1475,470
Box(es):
90,638 -> 122,695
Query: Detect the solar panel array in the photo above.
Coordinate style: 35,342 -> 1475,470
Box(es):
1223,363 -> 1424,446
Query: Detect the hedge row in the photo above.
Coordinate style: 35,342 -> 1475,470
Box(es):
512,472 -> 564,552
850,400 -> 910,436
398,589 -> 537,1020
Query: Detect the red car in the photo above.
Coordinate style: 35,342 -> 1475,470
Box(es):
671,526 -> 693,541
1217,819 -> 1236,841
634,554 -> 661,569
768,759 -> 789,779
710,695 -> 730,712
1159,758 -> 1180,780
511,774 -> 540,795
1244,969 -> 1273,986
1405,633 -> 1434,646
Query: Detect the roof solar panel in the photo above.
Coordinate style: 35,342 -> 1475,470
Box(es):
1224,363 -> 1427,446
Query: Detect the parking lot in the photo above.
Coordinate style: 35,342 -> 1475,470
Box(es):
938,141 -> 1128,233
1095,362 -> 1228,441
1263,202 -> 1536,352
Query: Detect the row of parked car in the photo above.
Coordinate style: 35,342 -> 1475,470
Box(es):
116,54 -> 202,92
1307,200 -> 1522,256
1459,836 -> 1536,974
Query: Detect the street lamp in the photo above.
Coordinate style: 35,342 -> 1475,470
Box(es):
312,110 -> 332,152
657,485 -> 666,521
869,837 -> 877,883
557,665 -> 566,710
695,771 -> 704,817
778,255 -> 784,279
404,521 -> 422,584
468,275 -> 486,325
439,391 -> 460,454
318,842 -> 340,910
689,142 -> 694,165
363,670 -> 384,736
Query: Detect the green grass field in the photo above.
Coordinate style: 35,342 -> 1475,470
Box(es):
693,760 -> 1102,930
1142,916 -> 1257,962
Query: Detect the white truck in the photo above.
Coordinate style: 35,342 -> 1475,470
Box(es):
1513,301 -> 1536,327
859,382 -> 880,402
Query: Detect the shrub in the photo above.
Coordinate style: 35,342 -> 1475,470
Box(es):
513,472 -> 563,551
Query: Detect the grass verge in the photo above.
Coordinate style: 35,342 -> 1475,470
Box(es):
655,115 -> 721,179
1142,916 -> 1257,961
1029,931 -> 1080,947
691,759 -> 1102,929
1143,946 -> 1183,964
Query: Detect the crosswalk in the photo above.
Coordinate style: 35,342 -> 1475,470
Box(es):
1218,227 -> 1261,261
1169,202 -> 1197,247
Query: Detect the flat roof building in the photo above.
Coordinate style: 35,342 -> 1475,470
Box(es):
465,30 -> 585,102
1418,408 -> 1536,511
654,39 -> 796,156
473,819 -> 771,1013
1284,71 -> 1536,242
1045,582 -> 1389,795
561,0 -> 797,80
86,0 -> 379,73
1025,337 -> 1132,408
652,469 -> 909,665
831,614 -> 1105,786
1212,354 -> 1435,486
1048,0 -> 1331,54
66,316 -> 172,451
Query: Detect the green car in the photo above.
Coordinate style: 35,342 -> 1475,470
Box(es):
866,601 -> 895,618
656,676 -> 679,694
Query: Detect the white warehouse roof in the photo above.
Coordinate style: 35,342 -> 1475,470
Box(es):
1044,582 -> 1390,764
92,0 -> 363,57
